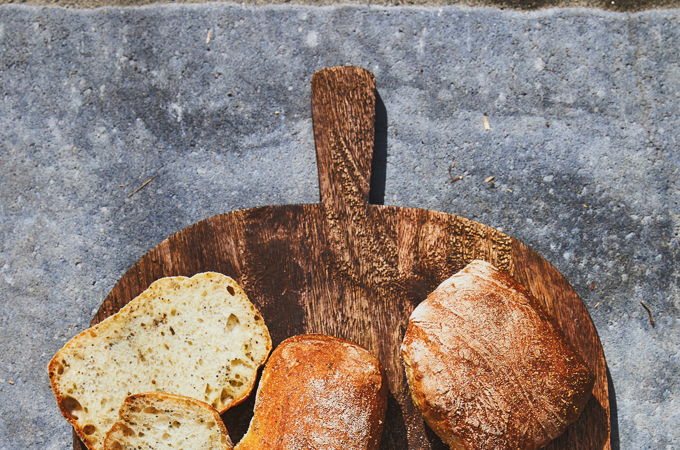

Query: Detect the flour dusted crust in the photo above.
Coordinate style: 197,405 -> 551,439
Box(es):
48,272 -> 271,449
103,392 -> 233,449
236,334 -> 387,450
401,260 -> 594,449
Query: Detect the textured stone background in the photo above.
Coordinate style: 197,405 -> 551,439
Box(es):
0,4 -> 678,449
2,0 -> 680,13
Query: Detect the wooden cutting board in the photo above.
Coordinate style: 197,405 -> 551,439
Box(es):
75,66 -> 610,449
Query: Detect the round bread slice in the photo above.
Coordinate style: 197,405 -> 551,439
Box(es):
104,392 -> 233,450
401,260 -> 594,449
48,272 -> 271,449
236,334 -> 387,450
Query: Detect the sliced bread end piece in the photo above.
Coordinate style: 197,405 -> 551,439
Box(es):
103,392 -> 233,450
48,272 -> 271,449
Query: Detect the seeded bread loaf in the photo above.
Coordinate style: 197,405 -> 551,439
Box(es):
236,334 -> 387,450
48,272 -> 271,449
401,260 -> 594,449
104,392 -> 233,450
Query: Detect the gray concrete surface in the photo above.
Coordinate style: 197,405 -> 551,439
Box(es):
3,0 -> 680,14
0,4 -> 678,449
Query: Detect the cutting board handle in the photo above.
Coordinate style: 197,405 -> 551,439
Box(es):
311,66 -> 376,211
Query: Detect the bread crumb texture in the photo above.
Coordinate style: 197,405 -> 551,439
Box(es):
104,392 -> 233,449
48,272 -> 271,449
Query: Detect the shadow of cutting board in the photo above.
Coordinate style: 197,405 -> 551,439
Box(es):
74,66 -> 610,449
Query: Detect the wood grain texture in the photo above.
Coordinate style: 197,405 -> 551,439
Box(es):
74,66 -> 609,449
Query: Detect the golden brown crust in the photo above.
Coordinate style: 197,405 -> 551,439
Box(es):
401,260 -> 594,449
47,272 -> 271,449
48,328 -> 102,449
236,334 -> 387,450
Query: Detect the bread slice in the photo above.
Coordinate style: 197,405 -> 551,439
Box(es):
48,272 -> 271,449
401,260 -> 594,449
104,392 -> 233,449
236,334 -> 387,450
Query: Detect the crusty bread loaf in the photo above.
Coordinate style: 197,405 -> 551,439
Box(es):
236,334 -> 387,450
401,260 -> 594,449
48,272 -> 271,449
103,392 -> 233,450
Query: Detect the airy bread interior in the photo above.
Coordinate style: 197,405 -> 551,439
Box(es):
48,272 -> 271,449
104,392 -> 233,450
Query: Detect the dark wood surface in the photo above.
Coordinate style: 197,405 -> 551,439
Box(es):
75,66 -> 610,449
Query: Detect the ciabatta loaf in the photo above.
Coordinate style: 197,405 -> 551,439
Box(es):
104,392 -> 233,450
48,272 -> 271,449
401,260 -> 594,449
236,334 -> 387,450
